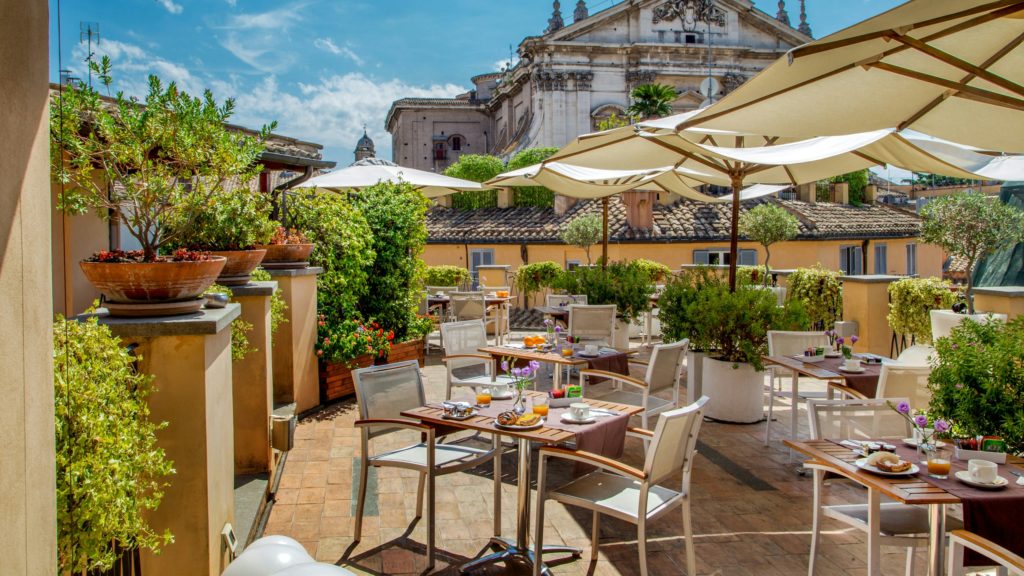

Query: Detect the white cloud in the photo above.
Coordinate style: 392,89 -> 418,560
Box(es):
313,37 -> 364,66
223,4 -> 304,30
70,38 -> 206,97
157,0 -> 183,14
216,4 -> 306,72
224,0 -> 237,5
494,57 -> 520,71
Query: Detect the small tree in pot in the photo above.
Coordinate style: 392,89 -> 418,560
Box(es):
739,203 -> 800,286
560,213 -> 602,265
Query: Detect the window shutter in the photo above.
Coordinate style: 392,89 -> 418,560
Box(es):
853,246 -> 864,275
739,249 -> 757,266
874,245 -> 887,274
693,250 -> 710,265
839,246 -> 850,274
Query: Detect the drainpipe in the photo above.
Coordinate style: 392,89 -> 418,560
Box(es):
273,165 -> 315,226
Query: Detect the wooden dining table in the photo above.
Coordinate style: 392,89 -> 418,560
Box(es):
430,295 -> 513,344
787,438 -> 1024,576
479,344 -> 636,390
402,393 -> 644,575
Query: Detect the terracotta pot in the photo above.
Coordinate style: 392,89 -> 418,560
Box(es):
80,257 -> 226,303
257,243 -> 314,264
209,249 -> 267,286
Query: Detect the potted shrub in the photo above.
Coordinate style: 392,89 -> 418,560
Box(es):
632,258 -> 672,284
659,267 -> 719,403
920,191 -> 1022,337
166,188 -> 276,285
928,316 -> 1024,455
554,261 -> 654,348
514,261 -> 563,306
785,265 -> 843,330
257,226 -> 315,268
424,265 -> 470,288
886,277 -> 957,345
560,213 -> 603,265
673,273 -> 807,423
316,317 -> 390,400
55,314 -> 174,572
51,62 -> 272,315
739,203 -> 799,303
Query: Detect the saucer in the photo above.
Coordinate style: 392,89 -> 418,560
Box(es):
577,351 -> 600,358
955,470 -> 1008,489
560,412 -> 596,425
490,391 -> 514,400
824,351 -> 842,358
839,366 -> 866,373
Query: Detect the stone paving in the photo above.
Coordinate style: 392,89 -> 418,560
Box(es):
263,338 -> 962,575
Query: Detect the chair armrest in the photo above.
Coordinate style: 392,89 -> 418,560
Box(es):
442,354 -> 494,363
949,530 -> 1024,573
580,369 -> 647,388
539,446 -> 647,480
626,426 -> 654,438
354,418 -> 433,432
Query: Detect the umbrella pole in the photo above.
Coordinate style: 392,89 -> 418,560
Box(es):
601,196 -> 609,268
728,174 -> 743,292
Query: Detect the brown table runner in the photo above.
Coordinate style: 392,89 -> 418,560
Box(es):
577,347 -> 629,384
832,440 -> 1024,564
817,356 -> 883,397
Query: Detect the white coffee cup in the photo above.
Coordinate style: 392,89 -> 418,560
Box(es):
569,402 -> 590,421
843,358 -> 862,370
968,459 -> 999,484
490,383 -> 510,397
585,344 -> 599,355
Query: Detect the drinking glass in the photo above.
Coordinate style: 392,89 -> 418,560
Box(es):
475,387 -> 492,408
531,395 -> 550,417
926,446 -> 951,479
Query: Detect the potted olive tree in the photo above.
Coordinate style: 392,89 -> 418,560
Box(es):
920,191 -> 1023,337
739,203 -> 799,304
51,60 -> 273,315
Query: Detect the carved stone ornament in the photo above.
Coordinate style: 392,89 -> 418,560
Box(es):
652,0 -> 726,31
626,70 -> 657,89
722,71 -> 746,94
533,69 -> 593,91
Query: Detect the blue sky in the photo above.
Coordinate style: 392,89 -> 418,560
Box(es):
49,0 -> 905,165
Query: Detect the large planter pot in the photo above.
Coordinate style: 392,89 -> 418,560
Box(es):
930,309 -> 1008,340
256,243 -> 314,269
701,356 -> 766,424
318,354 -> 374,402
376,338 -> 426,366
209,249 -> 266,286
686,350 -> 705,405
80,257 -> 226,316
613,319 -> 631,349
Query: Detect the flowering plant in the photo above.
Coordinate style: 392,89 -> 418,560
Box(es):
544,318 -> 554,334
888,400 -> 949,447
834,334 -> 859,359
501,357 -> 540,391
268,226 -> 310,245
316,316 -> 392,364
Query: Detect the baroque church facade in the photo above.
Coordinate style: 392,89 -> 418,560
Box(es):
385,0 -> 813,172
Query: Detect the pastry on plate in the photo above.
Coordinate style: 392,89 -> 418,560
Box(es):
866,451 -> 912,472
516,413 -> 541,427
496,411 -> 519,426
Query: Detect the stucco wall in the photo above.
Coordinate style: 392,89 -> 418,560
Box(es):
0,1 -> 57,573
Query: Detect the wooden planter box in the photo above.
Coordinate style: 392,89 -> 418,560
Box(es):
318,354 -> 374,402
376,338 -> 426,366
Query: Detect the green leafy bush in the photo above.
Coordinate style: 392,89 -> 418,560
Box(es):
553,261 -> 654,324
166,188 -> 276,251
515,261 -> 563,301
736,265 -> 770,287
786,265 -> 843,330
887,277 -> 957,343
352,181 -> 430,341
739,203 -> 799,283
928,317 -> 1024,454
424,265 -> 470,287
659,267 -> 720,352
250,268 -> 288,342
55,314 -> 174,572
632,258 -> 671,283
205,284 -> 256,360
507,147 -> 559,207
444,154 -> 503,209
317,317 -> 392,364
560,213 -> 603,265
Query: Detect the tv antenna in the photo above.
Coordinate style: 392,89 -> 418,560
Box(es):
80,22 -> 100,87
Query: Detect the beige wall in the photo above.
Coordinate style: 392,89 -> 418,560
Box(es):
51,181 -> 108,315
0,1 -> 57,574
423,237 -> 942,279
388,106 -> 492,172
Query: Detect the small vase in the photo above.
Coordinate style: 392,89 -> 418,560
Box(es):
918,441 -> 934,465
513,387 -> 527,416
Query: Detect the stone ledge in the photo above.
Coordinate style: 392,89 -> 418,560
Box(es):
840,274 -> 904,284
264,266 -> 323,278
230,281 -> 278,297
81,304 -> 241,337
973,286 -> 1024,298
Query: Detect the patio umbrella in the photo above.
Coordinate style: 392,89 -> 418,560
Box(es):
485,161 -> 786,265
546,117 -> 987,289
675,0 -> 1024,153
299,157 -> 483,198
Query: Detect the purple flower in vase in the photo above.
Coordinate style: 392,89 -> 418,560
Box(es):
544,318 -> 553,327
521,366 -> 533,377
850,335 -> 859,345
512,367 -> 523,377
896,401 -> 911,415
934,419 -> 949,433
528,360 -> 541,371
554,325 -> 562,333
836,336 -> 845,346
914,414 -> 929,428
501,360 -> 509,372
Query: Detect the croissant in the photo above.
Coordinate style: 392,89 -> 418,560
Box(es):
496,411 -> 519,426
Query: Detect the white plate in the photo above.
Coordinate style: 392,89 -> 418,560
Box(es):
577,352 -> 600,358
560,413 -> 596,425
902,438 -> 948,449
794,355 -> 825,363
955,470 -> 1009,490
855,457 -> 920,476
839,366 -> 866,373
490,391 -> 514,400
493,417 -> 545,431
825,351 -> 842,358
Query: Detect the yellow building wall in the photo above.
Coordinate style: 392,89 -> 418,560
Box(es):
423,237 -> 942,278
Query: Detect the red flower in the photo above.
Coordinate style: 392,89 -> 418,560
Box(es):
387,331 -> 394,340
316,350 -> 323,357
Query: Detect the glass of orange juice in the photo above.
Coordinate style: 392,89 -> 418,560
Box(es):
926,446 -> 951,479
532,395 -> 550,417
475,387 -> 492,408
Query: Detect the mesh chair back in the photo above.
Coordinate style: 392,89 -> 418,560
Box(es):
425,285 -> 457,296
896,345 -> 935,366
441,320 -> 489,372
876,365 -> 932,408
808,398 -> 911,442
645,396 -> 708,485
768,330 -> 831,357
353,360 -> 426,440
546,294 -> 588,307
451,291 -> 486,321
568,304 -> 616,344
646,339 -> 689,394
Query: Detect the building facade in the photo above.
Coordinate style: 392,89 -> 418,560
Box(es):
386,0 -> 813,172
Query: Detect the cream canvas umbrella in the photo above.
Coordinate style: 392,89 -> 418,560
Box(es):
299,157 -> 483,198
486,161 -> 786,263
677,0 -> 1024,152
547,117 -> 987,289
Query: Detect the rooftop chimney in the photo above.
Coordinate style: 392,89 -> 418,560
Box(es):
554,194 -> 578,216
622,190 -> 656,231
